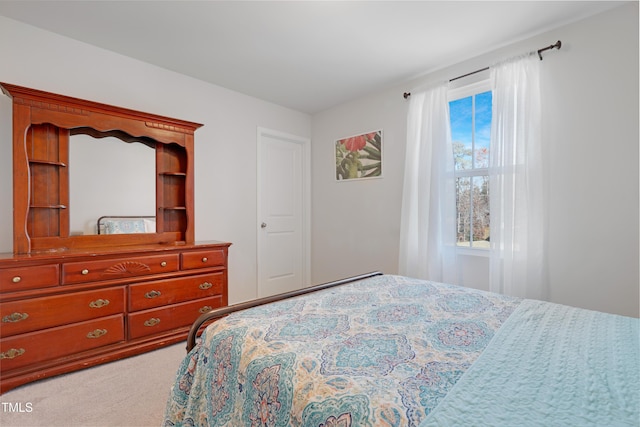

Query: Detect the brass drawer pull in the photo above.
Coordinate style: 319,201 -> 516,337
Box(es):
86,329 -> 107,339
144,290 -> 162,299
81,269 -> 89,275
89,299 -> 110,308
198,282 -> 213,290
199,306 -> 212,314
12,276 -> 21,283
1,348 -> 25,359
2,312 -> 29,323
201,257 -> 208,263
144,317 -> 161,327
160,261 -> 167,267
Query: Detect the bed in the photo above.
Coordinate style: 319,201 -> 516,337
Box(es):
163,273 -> 639,426
96,215 -> 156,234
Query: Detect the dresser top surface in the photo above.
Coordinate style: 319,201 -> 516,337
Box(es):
0,241 -> 231,264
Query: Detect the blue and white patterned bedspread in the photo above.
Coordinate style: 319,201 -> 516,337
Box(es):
163,275 -> 520,426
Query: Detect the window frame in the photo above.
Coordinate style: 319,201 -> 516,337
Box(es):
448,79 -> 492,256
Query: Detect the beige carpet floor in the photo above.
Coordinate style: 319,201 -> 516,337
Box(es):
0,342 -> 187,427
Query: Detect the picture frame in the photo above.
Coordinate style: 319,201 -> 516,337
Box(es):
335,129 -> 383,181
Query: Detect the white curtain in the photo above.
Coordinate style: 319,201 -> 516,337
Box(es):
399,84 -> 459,283
489,55 -> 548,300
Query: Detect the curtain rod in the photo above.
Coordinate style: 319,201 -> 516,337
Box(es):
403,40 -> 561,99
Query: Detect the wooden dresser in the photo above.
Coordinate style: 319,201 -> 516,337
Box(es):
0,83 -> 230,393
0,241 -> 229,393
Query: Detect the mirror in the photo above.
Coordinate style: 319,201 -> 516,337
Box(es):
69,133 -> 156,235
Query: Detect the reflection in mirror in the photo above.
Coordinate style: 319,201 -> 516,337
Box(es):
69,133 -> 156,235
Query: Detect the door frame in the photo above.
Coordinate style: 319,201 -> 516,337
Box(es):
256,127 -> 311,293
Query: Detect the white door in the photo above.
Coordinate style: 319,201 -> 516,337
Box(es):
257,128 -> 310,298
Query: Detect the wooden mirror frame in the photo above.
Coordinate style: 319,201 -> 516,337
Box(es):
1,83 -> 202,254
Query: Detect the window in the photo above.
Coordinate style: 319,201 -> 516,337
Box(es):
449,82 -> 492,249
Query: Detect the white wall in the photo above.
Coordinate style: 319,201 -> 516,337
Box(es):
0,16 -> 311,305
311,3 -> 639,317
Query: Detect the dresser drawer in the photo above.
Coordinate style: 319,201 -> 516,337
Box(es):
0,314 -> 125,372
129,272 -> 224,312
0,287 -> 125,337
0,264 -> 59,293
128,296 -> 223,340
181,249 -> 226,270
62,254 -> 179,284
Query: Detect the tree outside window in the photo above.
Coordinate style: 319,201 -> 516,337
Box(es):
449,88 -> 492,249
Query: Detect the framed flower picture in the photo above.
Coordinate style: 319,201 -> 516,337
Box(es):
335,130 -> 382,181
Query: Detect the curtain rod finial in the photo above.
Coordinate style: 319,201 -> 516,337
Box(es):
538,40 -> 562,60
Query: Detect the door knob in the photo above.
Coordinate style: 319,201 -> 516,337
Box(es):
261,222 -> 267,228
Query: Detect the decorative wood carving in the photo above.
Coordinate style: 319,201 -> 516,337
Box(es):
102,261 -> 152,276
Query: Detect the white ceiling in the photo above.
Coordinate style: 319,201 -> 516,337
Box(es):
0,1 -> 624,114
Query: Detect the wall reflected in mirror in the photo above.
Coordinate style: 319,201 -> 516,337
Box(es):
69,134 -> 155,235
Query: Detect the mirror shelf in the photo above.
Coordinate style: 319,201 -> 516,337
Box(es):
1,82 -> 202,254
